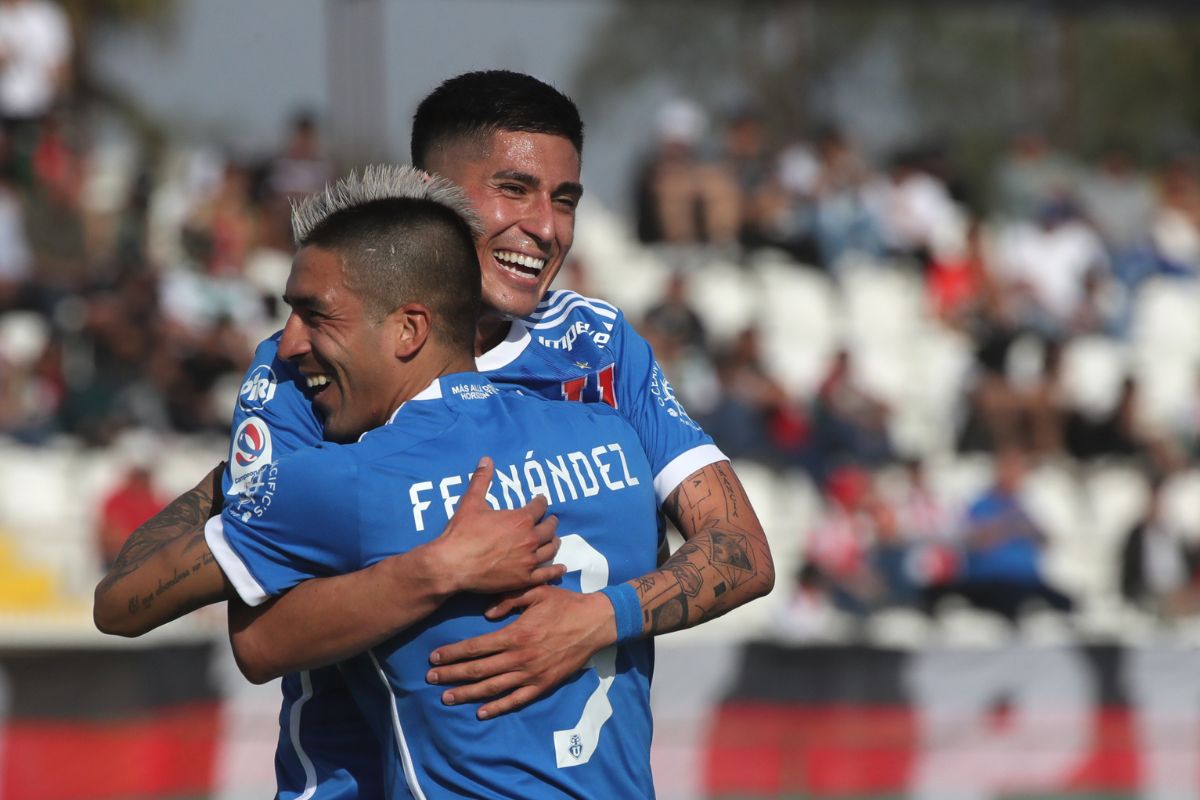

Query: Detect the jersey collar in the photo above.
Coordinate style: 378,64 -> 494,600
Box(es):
475,319 -> 531,373
384,377 -> 444,426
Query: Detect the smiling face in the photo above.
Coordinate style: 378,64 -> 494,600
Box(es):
426,130 -> 582,327
278,245 -> 401,443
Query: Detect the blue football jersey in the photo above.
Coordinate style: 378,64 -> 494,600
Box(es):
484,290 -> 726,502
224,334 -> 382,800
222,291 -> 728,797
210,373 -> 659,799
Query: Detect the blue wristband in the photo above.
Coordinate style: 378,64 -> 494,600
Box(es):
599,583 -> 642,644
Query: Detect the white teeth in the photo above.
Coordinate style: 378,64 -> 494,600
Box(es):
494,251 -> 546,273
306,375 -> 330,389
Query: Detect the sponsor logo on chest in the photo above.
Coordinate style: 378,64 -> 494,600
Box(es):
538,320 -> 611,351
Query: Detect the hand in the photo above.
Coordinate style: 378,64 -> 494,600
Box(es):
427,457 -> 564,595
426,585 -> 616,720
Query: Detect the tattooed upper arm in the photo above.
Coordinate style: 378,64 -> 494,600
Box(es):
640,461 -> 774,636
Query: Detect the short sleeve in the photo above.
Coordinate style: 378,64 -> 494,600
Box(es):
207,445 -> 360,606
222,334 -> 324,497
609,312 -> 727,502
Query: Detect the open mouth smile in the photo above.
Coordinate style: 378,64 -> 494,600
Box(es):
493,249 -> 546,279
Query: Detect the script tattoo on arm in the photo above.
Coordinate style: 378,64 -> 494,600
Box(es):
635,461 -> 774,636
94,462 -> 231,635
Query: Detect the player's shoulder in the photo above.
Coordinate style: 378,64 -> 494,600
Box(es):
236,331 -> 308,417
524,289 -> 624,332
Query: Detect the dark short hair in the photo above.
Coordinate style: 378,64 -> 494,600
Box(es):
411,70 -> 584,168
296,167 -> 481,354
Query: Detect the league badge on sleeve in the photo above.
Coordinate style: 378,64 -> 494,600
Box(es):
230,416 -> 273,486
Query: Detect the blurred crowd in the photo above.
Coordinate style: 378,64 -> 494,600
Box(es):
0,12 -> 1198,629
632,99 -> 1200,634
0,2 -> 333,448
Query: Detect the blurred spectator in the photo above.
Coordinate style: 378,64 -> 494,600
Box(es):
0,0 -> 71,182
1119,478 -> 1200,618
959,333 -> 1066,457
770,137 -> 823,264
633,99 -> 740,246
1152,154 -> 1200,277
0,312 -> 60,442
811,347 -> 894,475
865,493 -> 922,609
639,270 -> 717,415
924,217 -> 998,329
868,148 -> 965,270
696,327 -> 805,464
933,447 -> 1073,620
772,563 -> 839,641
720,107 -> 792,254
1064,375 -> 1179,475
642,269 -> 706,353
1066,266 -> 1124,338
892,458 -> 953,542
992,198 -> 1110,337
805,466 -> 882,614
262,110 -> 332,250
1078,145 -> 1158,291
0,161 -> 30,307
992,131 -> 1076,221
96,463 -> 165,568
810,127 -> 885,270
184,162 -> 259,277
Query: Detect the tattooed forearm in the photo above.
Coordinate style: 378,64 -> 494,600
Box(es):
126,531 -> 217,616
98,463 -> 224,591
633,461 -> 774,637
94,462 -> 230,636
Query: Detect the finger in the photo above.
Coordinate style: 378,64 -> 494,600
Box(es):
478,684 -> 545,720
483,588 -> 539,619
459,456 -> 496,510
532,538 -> 562,564
428,652 -> 523,689
430,629 -> 509,665
532,515 -> 559,544
522,493 -> 549,520
439,669 -> 527,706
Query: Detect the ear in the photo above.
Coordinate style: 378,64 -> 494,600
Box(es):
389,303 -> 432,359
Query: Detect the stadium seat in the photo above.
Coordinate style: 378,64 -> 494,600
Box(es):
1059,336 -> 1131,418
687,259 -> 763,345
754,264 -> 840,397
840,265 -> 925,347
1131,278 -> 1200,362
1161,469 -> 1200,542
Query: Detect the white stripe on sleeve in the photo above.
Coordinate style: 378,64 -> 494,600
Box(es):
204,515 -> 270,607
652,444 -> 728,504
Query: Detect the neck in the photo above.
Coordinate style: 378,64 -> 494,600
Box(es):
474,310 -> 512,357
387,345 -> 477,415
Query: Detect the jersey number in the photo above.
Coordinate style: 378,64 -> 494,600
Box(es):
552,534 -> 618,768
560,364 -> 617,409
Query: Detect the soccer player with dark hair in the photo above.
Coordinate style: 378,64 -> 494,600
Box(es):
96,71 -> 774,798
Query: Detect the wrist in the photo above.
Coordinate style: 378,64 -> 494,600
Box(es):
401,541 -> 459,601
598,583 -> 642,645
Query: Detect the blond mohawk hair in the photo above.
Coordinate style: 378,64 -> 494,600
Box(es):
290,163 -> 482,245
